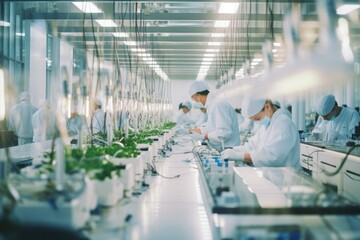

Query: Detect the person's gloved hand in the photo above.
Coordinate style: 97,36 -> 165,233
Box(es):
189,132 -> 204,141
221,149 -> 244,161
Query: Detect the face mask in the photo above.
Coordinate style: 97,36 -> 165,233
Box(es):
193,102 -> 204,109
255,116 -> 271,127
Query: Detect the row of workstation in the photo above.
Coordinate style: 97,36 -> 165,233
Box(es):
300,142 -> 360,205
194,142 -> 360,239
1,132 -> 360,239
0,131 -> 216,240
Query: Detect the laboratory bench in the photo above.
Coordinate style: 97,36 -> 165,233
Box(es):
0,135 -> 214,240
1,135 -> 360,240
300,142 -> 360,204
194,147 -> 360,240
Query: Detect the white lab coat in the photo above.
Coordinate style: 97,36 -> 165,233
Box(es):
233,108 -> 300,169
8,100 -> 37,145
32,106 -> 57,142
175,111 -> 195,127
203,93 -> 240,151
92,108 -> 105,133
195,111 -> 208,127
67,115 -> 83,136
324,107 -> 360,139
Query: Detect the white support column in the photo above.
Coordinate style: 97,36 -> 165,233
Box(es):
298,96 -> 305,131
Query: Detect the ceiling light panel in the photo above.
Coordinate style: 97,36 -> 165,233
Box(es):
124,41 -> 137,46
208,42 -> 222,46
113,32 -> 128,37
218,2 -> 240,14
214,20 -> 230,28
211,33 -> 225,37
337,4 -> 360,15
72,2 -> 102,13
96,20 -> 117,27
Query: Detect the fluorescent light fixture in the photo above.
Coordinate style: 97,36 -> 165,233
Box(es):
202,62 -> 212,65
218,2 -> 240,14
203,58 -> 213,62
252,58 -> 263,62
272,49 -> 278,53
72,2 -> 102,13
138,53 -> 150,57
200,65 -> 211,70
206,49 -> 219,52
204,53 -> 215,57
130,48 -> 145,52
251,61 -> 259,66
124,41 -> 136,46
0,21 -> 10,27
16,32 -> 25,37
96,19 -> 117,27
211,33 -> 225,37
337,4 -> 360,15
214,20 -> 230,28
208,42 -> 222,46
113,32 -> 128,37
273,42 -> 281,47
143,57 -> 153,61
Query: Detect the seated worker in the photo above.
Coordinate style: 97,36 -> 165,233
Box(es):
221,95 -> 300,169
175,101 -> 195,127
315,94 -> 360,141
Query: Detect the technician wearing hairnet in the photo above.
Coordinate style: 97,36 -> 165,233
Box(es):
8,92 -> 38,145
221,95 -> 300,169
315,94 -> 360,141
91,99 -> 105,134
189,81 -> 240,151
175,101 -> 195,127
32,100 -> 57,142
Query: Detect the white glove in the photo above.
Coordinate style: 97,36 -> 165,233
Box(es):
189,132 -> 204,141
221,149 -> 244,161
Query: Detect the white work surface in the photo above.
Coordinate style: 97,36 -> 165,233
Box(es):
87,141 -> 214,240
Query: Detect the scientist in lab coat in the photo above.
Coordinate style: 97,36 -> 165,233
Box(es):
193,102 -> 208,127
221,95 -> 300,169
32,100 -> 57,142
189,81 -> 240,151
91,99 -> 105,134
175,101 -> 195,127
315,94 -> 360,141
8,92 -> 38,145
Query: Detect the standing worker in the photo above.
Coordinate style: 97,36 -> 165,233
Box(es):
221,95 -> 300,169
175,101 -> 195,127
8,92 -> 37,145
32,100 -> 57,142
189,81 -> 239,151
91,98 -> 105,134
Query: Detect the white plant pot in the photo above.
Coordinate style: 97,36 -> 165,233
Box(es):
114,162 -> 135,191
110,155 -> 144,181
85,177 -> 97,210
94,176 -> 121,206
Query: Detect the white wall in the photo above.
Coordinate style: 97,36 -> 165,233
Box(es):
28,22 -> 46,108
